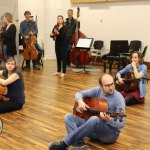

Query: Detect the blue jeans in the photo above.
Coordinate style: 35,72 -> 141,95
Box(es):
64,114 -> 120,146
35,43 -> 43,63
35,43 -> 43,55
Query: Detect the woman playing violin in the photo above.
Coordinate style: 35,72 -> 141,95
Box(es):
50,15 -> 67,77
116,51 -> 147,106
0,57 -> 25,113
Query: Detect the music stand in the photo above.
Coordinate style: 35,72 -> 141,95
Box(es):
74,38 -> 94,73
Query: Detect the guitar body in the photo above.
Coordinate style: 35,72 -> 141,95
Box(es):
115,72 -> 138,93
0,84 -> 7,95
73,97 -> 108,120
73,97 -> 126,120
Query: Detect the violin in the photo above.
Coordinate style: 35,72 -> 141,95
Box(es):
73,97 -> 126,120
50,25 -> 59,41
23,34 -> 38,60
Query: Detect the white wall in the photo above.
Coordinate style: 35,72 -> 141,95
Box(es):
0,0 -> 18,19
18,0 -> 150,61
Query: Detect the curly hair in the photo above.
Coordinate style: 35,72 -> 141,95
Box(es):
129,51 -> 144,64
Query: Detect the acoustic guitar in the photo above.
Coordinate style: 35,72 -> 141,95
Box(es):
115,72 -> 150,93
73,97 -> 126,121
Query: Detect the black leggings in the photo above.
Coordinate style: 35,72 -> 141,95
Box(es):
125,95 -> 139,106
0,100 -> 23,113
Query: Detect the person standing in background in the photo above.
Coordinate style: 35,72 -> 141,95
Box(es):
1,12 -> 17,60
50,15 -> 67,77
65,9 -> 80,67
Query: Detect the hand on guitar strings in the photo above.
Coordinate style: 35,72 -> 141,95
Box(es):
77,99 -> 89,112
100,112 -> 110,122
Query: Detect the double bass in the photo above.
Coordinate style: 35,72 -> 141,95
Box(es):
70,7 -> 91,66
23,34 -> 38,61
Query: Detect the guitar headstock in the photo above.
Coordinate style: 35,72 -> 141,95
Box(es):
77,7 -> 80,18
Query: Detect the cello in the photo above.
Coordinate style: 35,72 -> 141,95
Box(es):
70,7 -> 91,66
23,34 -> 38,61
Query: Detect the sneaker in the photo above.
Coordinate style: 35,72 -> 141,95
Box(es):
22,65 -> 30,70
48,141 -> 67,150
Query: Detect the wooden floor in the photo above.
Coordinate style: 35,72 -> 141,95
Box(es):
0,59 -> 150,150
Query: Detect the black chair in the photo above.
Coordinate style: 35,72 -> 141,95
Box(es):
129,40 -> 141,52
90,40 -> 103,64
102,40 -> 129,73
142,46 -> 148,57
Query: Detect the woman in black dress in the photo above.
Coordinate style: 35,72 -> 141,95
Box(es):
1,12 -> 17,59
50,15 -> 67,77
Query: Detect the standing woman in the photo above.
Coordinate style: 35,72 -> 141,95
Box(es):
50,15 -> 67,77
1,12 -> 17,59
0,57 -> 25,113
116,51 -> 147,106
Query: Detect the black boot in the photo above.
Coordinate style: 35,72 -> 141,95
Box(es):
37,53 -> 42,65
49,141 -> 68,150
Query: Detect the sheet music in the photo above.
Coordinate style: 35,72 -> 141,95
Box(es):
76,38 -> 93,48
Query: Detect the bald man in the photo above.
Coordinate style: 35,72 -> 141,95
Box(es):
49,74 -> 126,150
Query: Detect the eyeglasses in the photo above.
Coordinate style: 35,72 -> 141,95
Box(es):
103,82 -> 114,88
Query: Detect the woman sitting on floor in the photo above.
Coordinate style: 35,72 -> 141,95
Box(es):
0,57 -> 25,113
116,51 -> 147,106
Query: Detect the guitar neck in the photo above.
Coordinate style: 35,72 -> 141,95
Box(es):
86,108 -> 126,118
